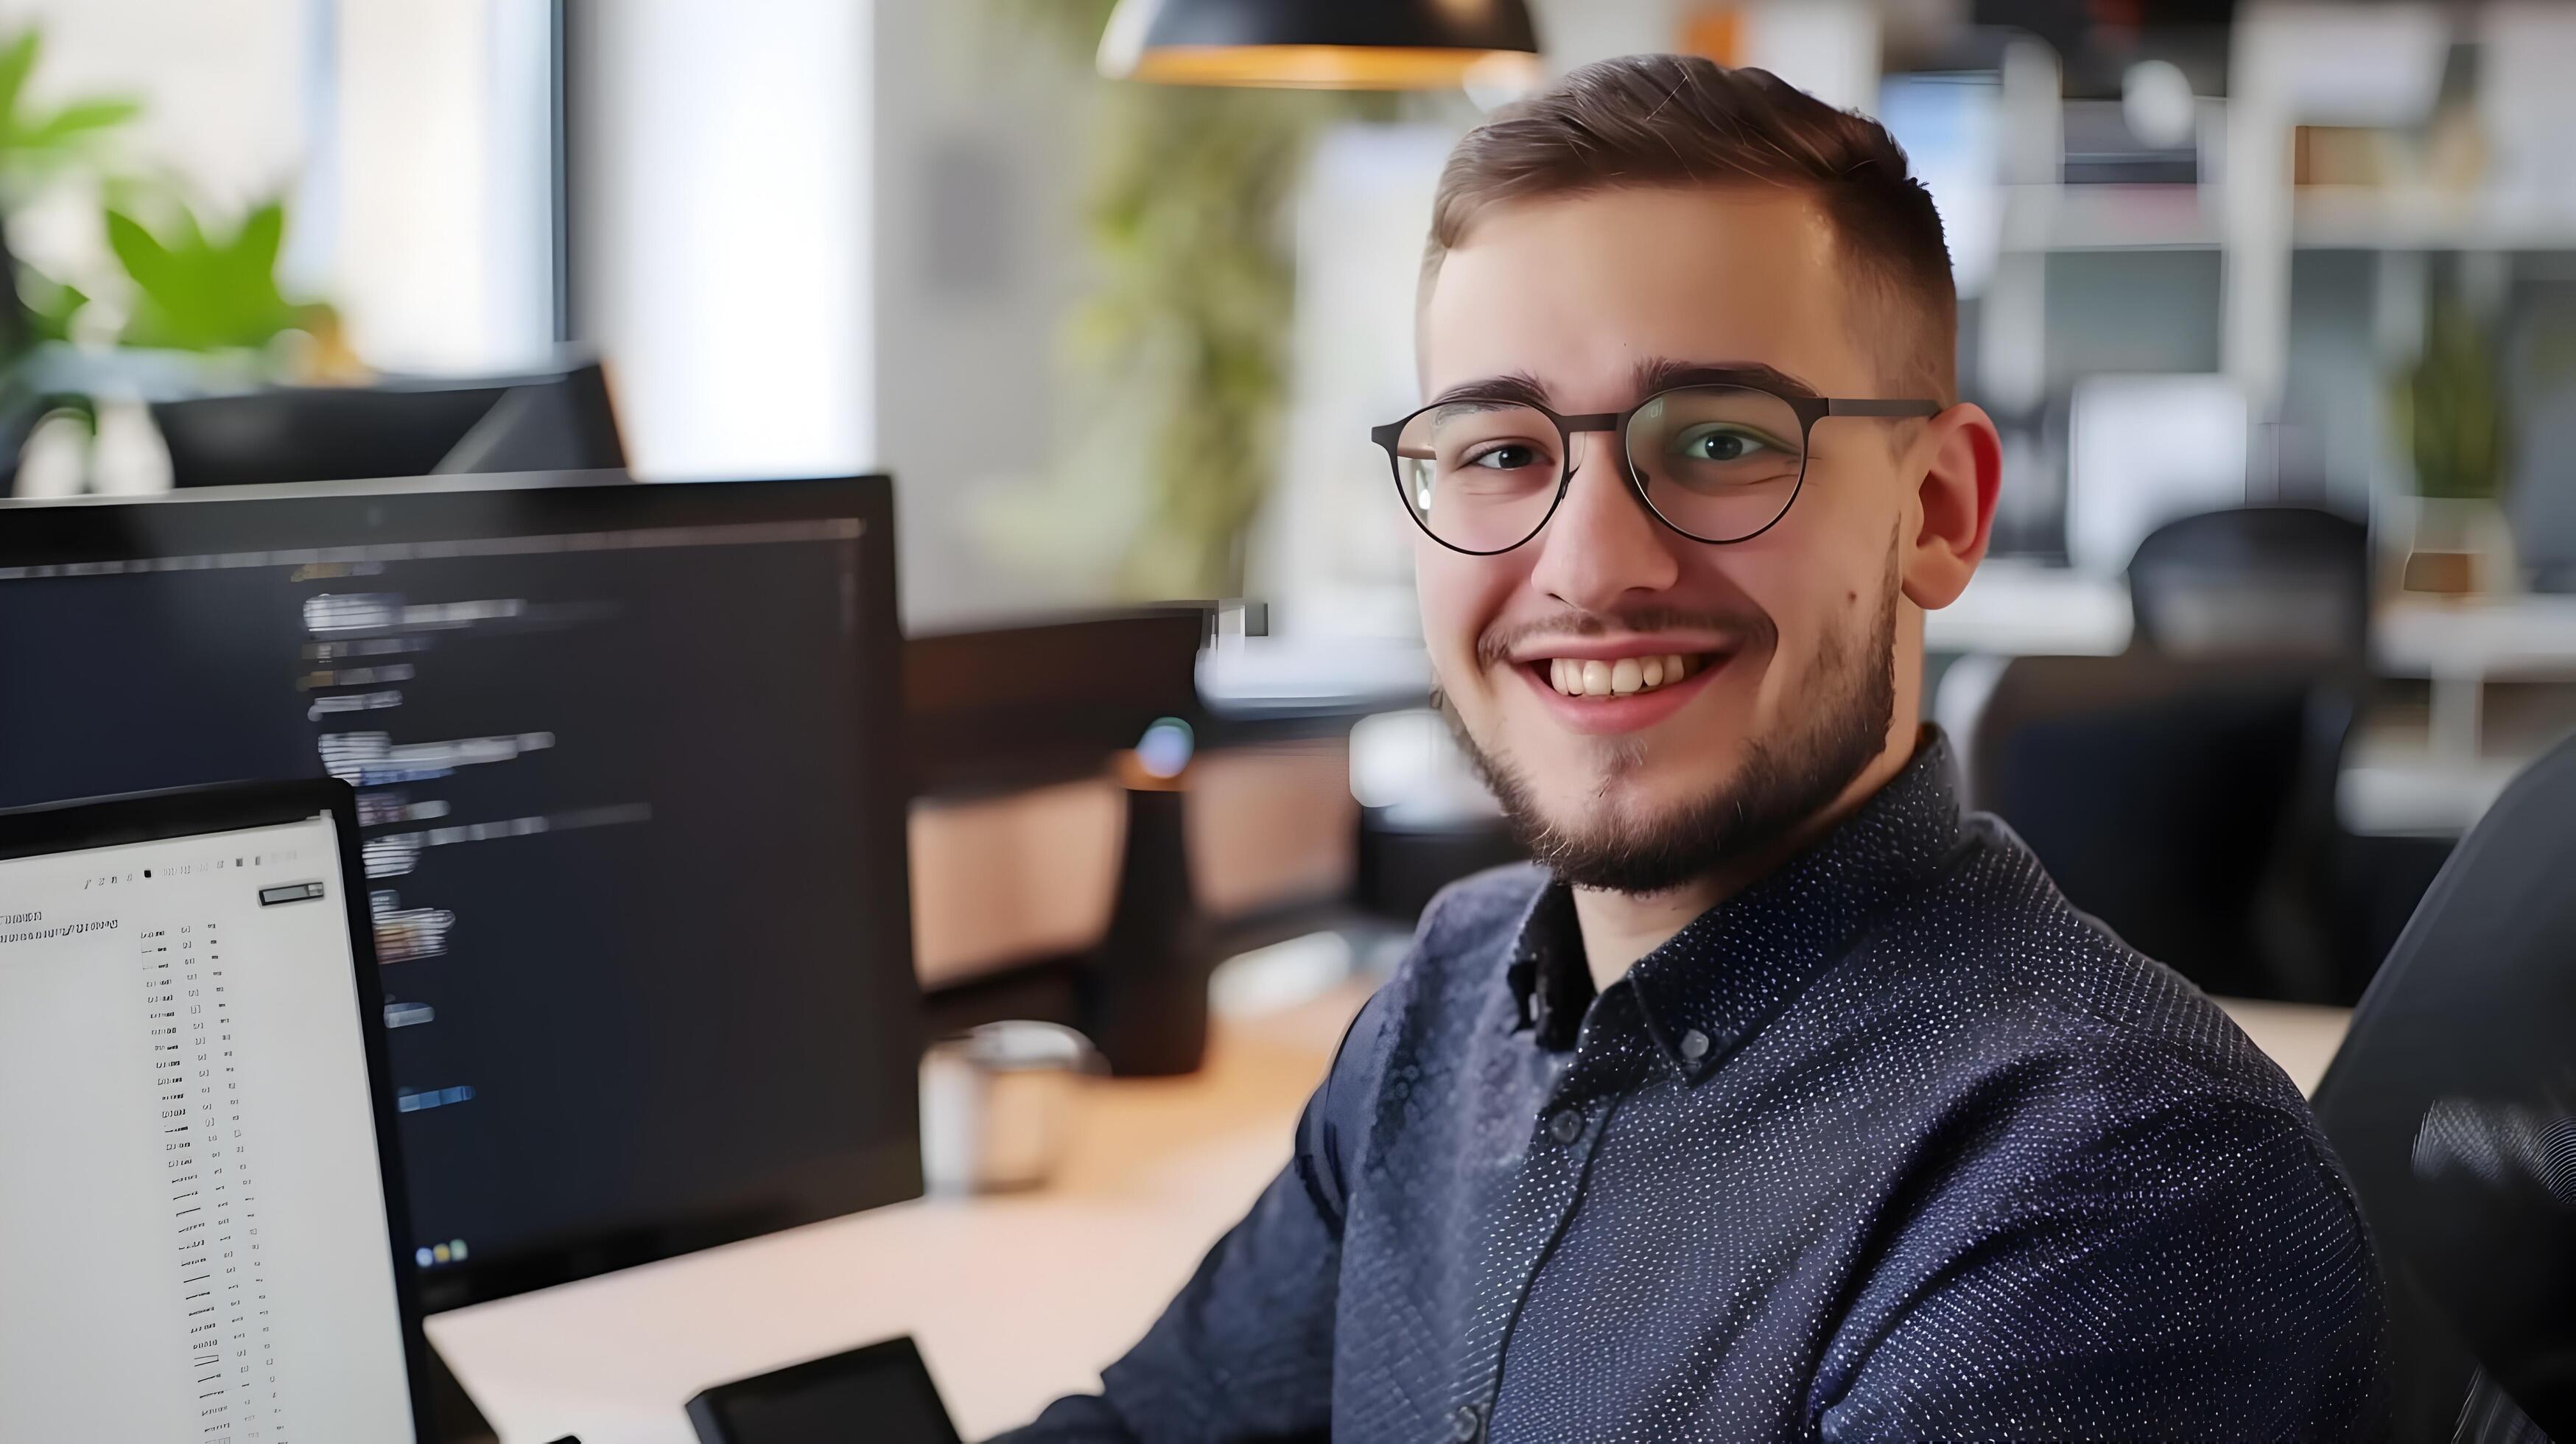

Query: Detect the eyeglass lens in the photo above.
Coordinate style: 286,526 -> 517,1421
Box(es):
1393,385 -> 1808,551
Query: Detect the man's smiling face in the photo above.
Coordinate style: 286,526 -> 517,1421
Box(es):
1414,184 -> 1945,892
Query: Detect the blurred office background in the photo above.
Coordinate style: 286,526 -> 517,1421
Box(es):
7,2 -> 2576,1436
7,1 -> 2576,1033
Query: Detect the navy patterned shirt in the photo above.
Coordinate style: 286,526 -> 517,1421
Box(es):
1003,732 -> 2384,1442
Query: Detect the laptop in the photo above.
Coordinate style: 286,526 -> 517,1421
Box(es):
0,781 -> 437,1442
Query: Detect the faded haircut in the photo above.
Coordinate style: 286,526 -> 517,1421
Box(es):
1422,54 -> 1956,404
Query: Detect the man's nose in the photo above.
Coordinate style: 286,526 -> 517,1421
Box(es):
1525,430 -> 1681,614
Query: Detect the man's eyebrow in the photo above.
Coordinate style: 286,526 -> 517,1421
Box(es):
1632,358 -> 1822,400
1426,371 -> 1554,410
1425,362 -> 1825,413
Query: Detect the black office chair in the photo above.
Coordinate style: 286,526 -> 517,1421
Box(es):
2127,505 -> 2460,998
152,360 -> 626,488
1967,653 -> 2356,1003
2313,729 -> 2576,1443
2126,505 -> 2371,662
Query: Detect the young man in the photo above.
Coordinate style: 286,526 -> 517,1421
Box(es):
1006,55 -> 2382,1442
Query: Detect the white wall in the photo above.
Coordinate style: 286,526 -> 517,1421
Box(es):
333,0 -> 557,374
866,2 -> 1104,628
572,0 -> 872,483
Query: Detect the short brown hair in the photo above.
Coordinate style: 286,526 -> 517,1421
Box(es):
1424,55 -> 1956,403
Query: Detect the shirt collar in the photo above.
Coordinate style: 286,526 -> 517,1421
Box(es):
1505,728 -> 1968,1077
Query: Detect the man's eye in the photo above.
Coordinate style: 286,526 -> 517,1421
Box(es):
1464,444 -> 1545,471
1673,427 -> 1770,461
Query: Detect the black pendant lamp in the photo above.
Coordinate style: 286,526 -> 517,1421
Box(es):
1099,0 -> 1542,91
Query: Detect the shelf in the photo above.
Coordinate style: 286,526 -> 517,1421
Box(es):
2292,186 -> 2576,250
1998,183 -> 2218,253
1982,183 -> 2576,256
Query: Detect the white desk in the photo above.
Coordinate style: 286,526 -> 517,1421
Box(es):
2214,998 -> 2351,1098
2376,595 -> 2576,759
428,983 -> 1372,1444
427,981 -> 2350,1444
1929,569 -> 2576,716
1925,561 -> 2133,657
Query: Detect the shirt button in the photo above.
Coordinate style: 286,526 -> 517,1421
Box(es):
1679,1028 -> 1711,1061
1450,1403 -> 1485,1440
1546,1108 -> 1583,1145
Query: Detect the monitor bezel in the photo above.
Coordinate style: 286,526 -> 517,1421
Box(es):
0,472 -> 925,1311
0,779 -> 441,1442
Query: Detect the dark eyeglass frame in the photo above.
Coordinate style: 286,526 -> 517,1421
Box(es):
1371,383 -> 1942,557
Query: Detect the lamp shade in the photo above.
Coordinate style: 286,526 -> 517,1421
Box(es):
1100,0 -> 1543,91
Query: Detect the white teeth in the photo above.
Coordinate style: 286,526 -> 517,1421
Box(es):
1540,652 -> 1707,698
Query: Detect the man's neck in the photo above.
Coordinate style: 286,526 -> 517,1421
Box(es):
1573,735 -> 1918,993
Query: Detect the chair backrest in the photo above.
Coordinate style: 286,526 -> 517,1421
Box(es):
154,361 -> 625,489
2312,729 -> 2576,1441
1966,653 -> 2354,1002
2127,505 -> 2370,661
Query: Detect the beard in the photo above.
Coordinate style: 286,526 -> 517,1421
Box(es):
1453,561 -> 1900,897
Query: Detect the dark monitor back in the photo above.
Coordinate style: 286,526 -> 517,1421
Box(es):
155,362 -> 626,490
905,609 -> 1206,796
0,473 -> 921,1309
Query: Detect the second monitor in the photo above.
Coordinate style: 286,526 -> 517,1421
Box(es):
0,473 -> 920,1310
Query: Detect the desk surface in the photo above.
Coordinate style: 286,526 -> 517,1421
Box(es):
432,983 -> 2349,1444
431,983 -> 1374,1443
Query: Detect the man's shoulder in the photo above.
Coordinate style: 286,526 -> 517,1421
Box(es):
1867,823 -> 2379,1322
1910,811 -> 2318,1116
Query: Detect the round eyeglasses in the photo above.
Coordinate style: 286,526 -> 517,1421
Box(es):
1372,382 -> 1940,555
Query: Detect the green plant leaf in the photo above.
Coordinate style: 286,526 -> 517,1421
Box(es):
20,95 -> 142,148
2398,285 -> 2510,501
0,27 -> 139,200
106,193 -> 315,353
0,29 -> 41,138
233,200 -> 286,285
103,208 -> 175,293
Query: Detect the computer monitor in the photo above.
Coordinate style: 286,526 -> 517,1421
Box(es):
0,473 -> 922,1310
152,361 -> 628,490
0,780 -> 436,1442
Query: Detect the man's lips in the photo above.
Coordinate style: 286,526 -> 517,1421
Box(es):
1503,643 -> 1735,735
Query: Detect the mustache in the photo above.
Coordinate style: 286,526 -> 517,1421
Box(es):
1474,606 -> 1775,669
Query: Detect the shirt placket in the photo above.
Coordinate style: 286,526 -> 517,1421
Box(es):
1443,983 -> 1649,1443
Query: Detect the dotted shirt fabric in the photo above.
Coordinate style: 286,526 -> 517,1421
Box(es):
1002,731 -> 2386,1443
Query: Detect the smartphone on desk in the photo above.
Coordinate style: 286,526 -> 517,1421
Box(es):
685,1336 -> 961,1444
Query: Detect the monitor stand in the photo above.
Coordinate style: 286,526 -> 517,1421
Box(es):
429,1341 -> 499,1444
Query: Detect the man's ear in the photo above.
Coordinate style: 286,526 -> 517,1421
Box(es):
1900,402 -> 2001,611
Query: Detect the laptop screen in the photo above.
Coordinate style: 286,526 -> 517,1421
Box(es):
0,809 -> 419,1443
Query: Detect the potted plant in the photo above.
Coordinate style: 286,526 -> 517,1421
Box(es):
2392,279 -> 2515,596
0,22 -> 347,497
